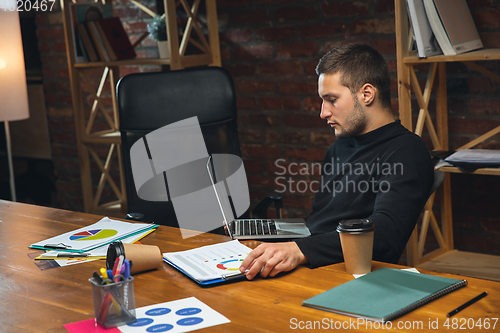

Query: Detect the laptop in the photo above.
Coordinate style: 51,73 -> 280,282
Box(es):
206,156 -> 311,240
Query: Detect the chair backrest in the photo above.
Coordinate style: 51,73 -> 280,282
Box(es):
117,67 -> 241,226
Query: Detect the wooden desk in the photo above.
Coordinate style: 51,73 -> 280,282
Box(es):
0,200 -> 498,332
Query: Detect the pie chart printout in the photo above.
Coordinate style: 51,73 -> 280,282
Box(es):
69,229 -> 118,241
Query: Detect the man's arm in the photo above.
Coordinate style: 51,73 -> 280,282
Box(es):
239,242 -> 309,280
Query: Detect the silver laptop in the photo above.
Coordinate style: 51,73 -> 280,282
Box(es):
206,157 -> 311,240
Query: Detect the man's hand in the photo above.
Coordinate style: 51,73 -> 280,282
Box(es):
239,242 -> 309,280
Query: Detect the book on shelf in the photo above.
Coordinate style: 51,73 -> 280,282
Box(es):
423,0 -> 483,56
96,17 -> 136,61
68,2 -> 112,63
302,268 -> 467,322
77,23 -> 99,62
94,20 -> 117,61
86,21 -> 111,62
406,0 -> 442,58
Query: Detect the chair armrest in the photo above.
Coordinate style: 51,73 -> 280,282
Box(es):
252,193 -> 286,219
126,212 -> 145,221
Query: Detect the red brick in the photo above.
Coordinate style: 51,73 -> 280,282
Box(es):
279,81 -> 317,95
259,97 -> 301,110
266,159 -> 322,177
300,23 -> 346,39
234,45 -> 273,59
322,1 -> 370,17
474,10 -> 500,29
310,131 -> 336,146
448,118 -> 500,134
236,97 -> 258,109
376,0 -> 396,14
284,114 -> 325,128
236,80 -> 275,93
242,144 -> 281,159
265,131 -> 307,145
240,114 -> 281,127
303,60 -> 319,75
37,27 -> 63,39
220,29 -> 253,43
468,99 -> 500,115
239,128 -> 262,143
255,27 -> 296,41
468,78 -> 499,93
113,7 -> 140,18
372,38 -> 397,55
243,159 -> 263,174
247,175 -> 281,190
303,97 -> 321,112
259,61 -> 302,75
276,42 -> 319,58
124,21 -> 148,34
257,0 -> 292,4
231,10 -> 271,25
224,63 -> 257,77
218,0 -> 253,7
349,19 -> 395,36
275,7 -> 316,22
51,132 -> 76,144
285,148 -> 326,162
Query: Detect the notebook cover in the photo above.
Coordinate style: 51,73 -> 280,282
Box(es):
303,268 -> 467,322
97,17 -> 136,60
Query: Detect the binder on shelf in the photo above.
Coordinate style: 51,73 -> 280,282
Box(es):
303,268 -> 467,322
96,17 -> 136,61
77,23 -> 99,62
423,0 -> 482,56
406,0 -> 442,58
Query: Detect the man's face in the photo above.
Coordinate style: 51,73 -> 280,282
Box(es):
318,73 -> 367,139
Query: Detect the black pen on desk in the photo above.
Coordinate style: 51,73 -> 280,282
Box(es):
447,292 -> 488,318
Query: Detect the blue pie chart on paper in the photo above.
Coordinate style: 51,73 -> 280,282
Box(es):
145,308 -> 171,316
176,307 -> 202,316
146,324 -> 174,332
128,318 -> 154,326
177,317 -> 204,326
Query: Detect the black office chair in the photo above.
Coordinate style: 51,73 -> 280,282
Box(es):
117,67 -> 283,228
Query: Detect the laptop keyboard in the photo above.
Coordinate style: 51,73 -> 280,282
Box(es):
234,219 -> 278,236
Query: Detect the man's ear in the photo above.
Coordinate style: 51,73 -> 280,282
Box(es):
359,84 -> 376,106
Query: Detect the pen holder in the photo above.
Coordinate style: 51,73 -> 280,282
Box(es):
90,277 -> 137,328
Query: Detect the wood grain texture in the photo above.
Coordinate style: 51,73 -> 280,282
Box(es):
0,200 -> 498,332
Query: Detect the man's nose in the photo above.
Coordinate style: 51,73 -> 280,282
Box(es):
320,102 -> 331,119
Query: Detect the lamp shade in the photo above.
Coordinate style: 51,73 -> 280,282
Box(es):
0,5 -> 30,122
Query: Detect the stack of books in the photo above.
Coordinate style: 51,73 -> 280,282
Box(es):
69,2 -> 136,63
406,0 -> 483,58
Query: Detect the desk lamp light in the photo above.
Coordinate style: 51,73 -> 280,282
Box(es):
0,6 -> 30,201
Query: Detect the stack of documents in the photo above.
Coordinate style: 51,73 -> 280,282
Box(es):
29,217 -> 158,255
444,149 -> 500,171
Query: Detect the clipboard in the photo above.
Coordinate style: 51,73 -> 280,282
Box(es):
162,240 -> 251,286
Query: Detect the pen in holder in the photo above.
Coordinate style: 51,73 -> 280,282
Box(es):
90,276 -> 137,328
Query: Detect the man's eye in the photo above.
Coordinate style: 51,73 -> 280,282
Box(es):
329,99 -> 336,104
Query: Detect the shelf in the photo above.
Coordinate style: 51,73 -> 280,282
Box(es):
403,48 -> 500,64
418,250 -> 500,282
439,166 -> 500,176
61,0 -> 222,215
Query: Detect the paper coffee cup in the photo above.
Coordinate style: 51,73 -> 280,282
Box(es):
337,219 -> 374,275
107,241 -> 162,274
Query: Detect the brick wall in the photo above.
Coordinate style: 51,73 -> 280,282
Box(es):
34,0 -> 500,255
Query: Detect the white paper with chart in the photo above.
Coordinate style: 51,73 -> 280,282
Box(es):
162,240 -> 252,282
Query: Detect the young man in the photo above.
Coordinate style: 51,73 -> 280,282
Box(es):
239,43 -> 434,280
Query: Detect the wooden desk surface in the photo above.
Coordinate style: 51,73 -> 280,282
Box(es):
0,200 -> 498,332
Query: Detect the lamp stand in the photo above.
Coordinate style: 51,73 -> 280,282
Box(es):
4,121 -> 16,202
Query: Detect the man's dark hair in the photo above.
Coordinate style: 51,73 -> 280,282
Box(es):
316,43 -> 392,110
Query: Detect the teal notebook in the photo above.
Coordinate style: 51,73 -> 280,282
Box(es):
303,268 -> 467,322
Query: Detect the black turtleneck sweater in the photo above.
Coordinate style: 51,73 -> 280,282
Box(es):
295,121 -> 433,268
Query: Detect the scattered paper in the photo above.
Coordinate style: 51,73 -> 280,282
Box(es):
353,267 -> 420,279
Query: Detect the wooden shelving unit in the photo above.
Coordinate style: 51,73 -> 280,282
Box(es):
395,0 -> 500,280
61,0 -> 221,216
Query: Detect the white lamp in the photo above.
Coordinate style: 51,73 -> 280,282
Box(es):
0,5 -> 30,202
